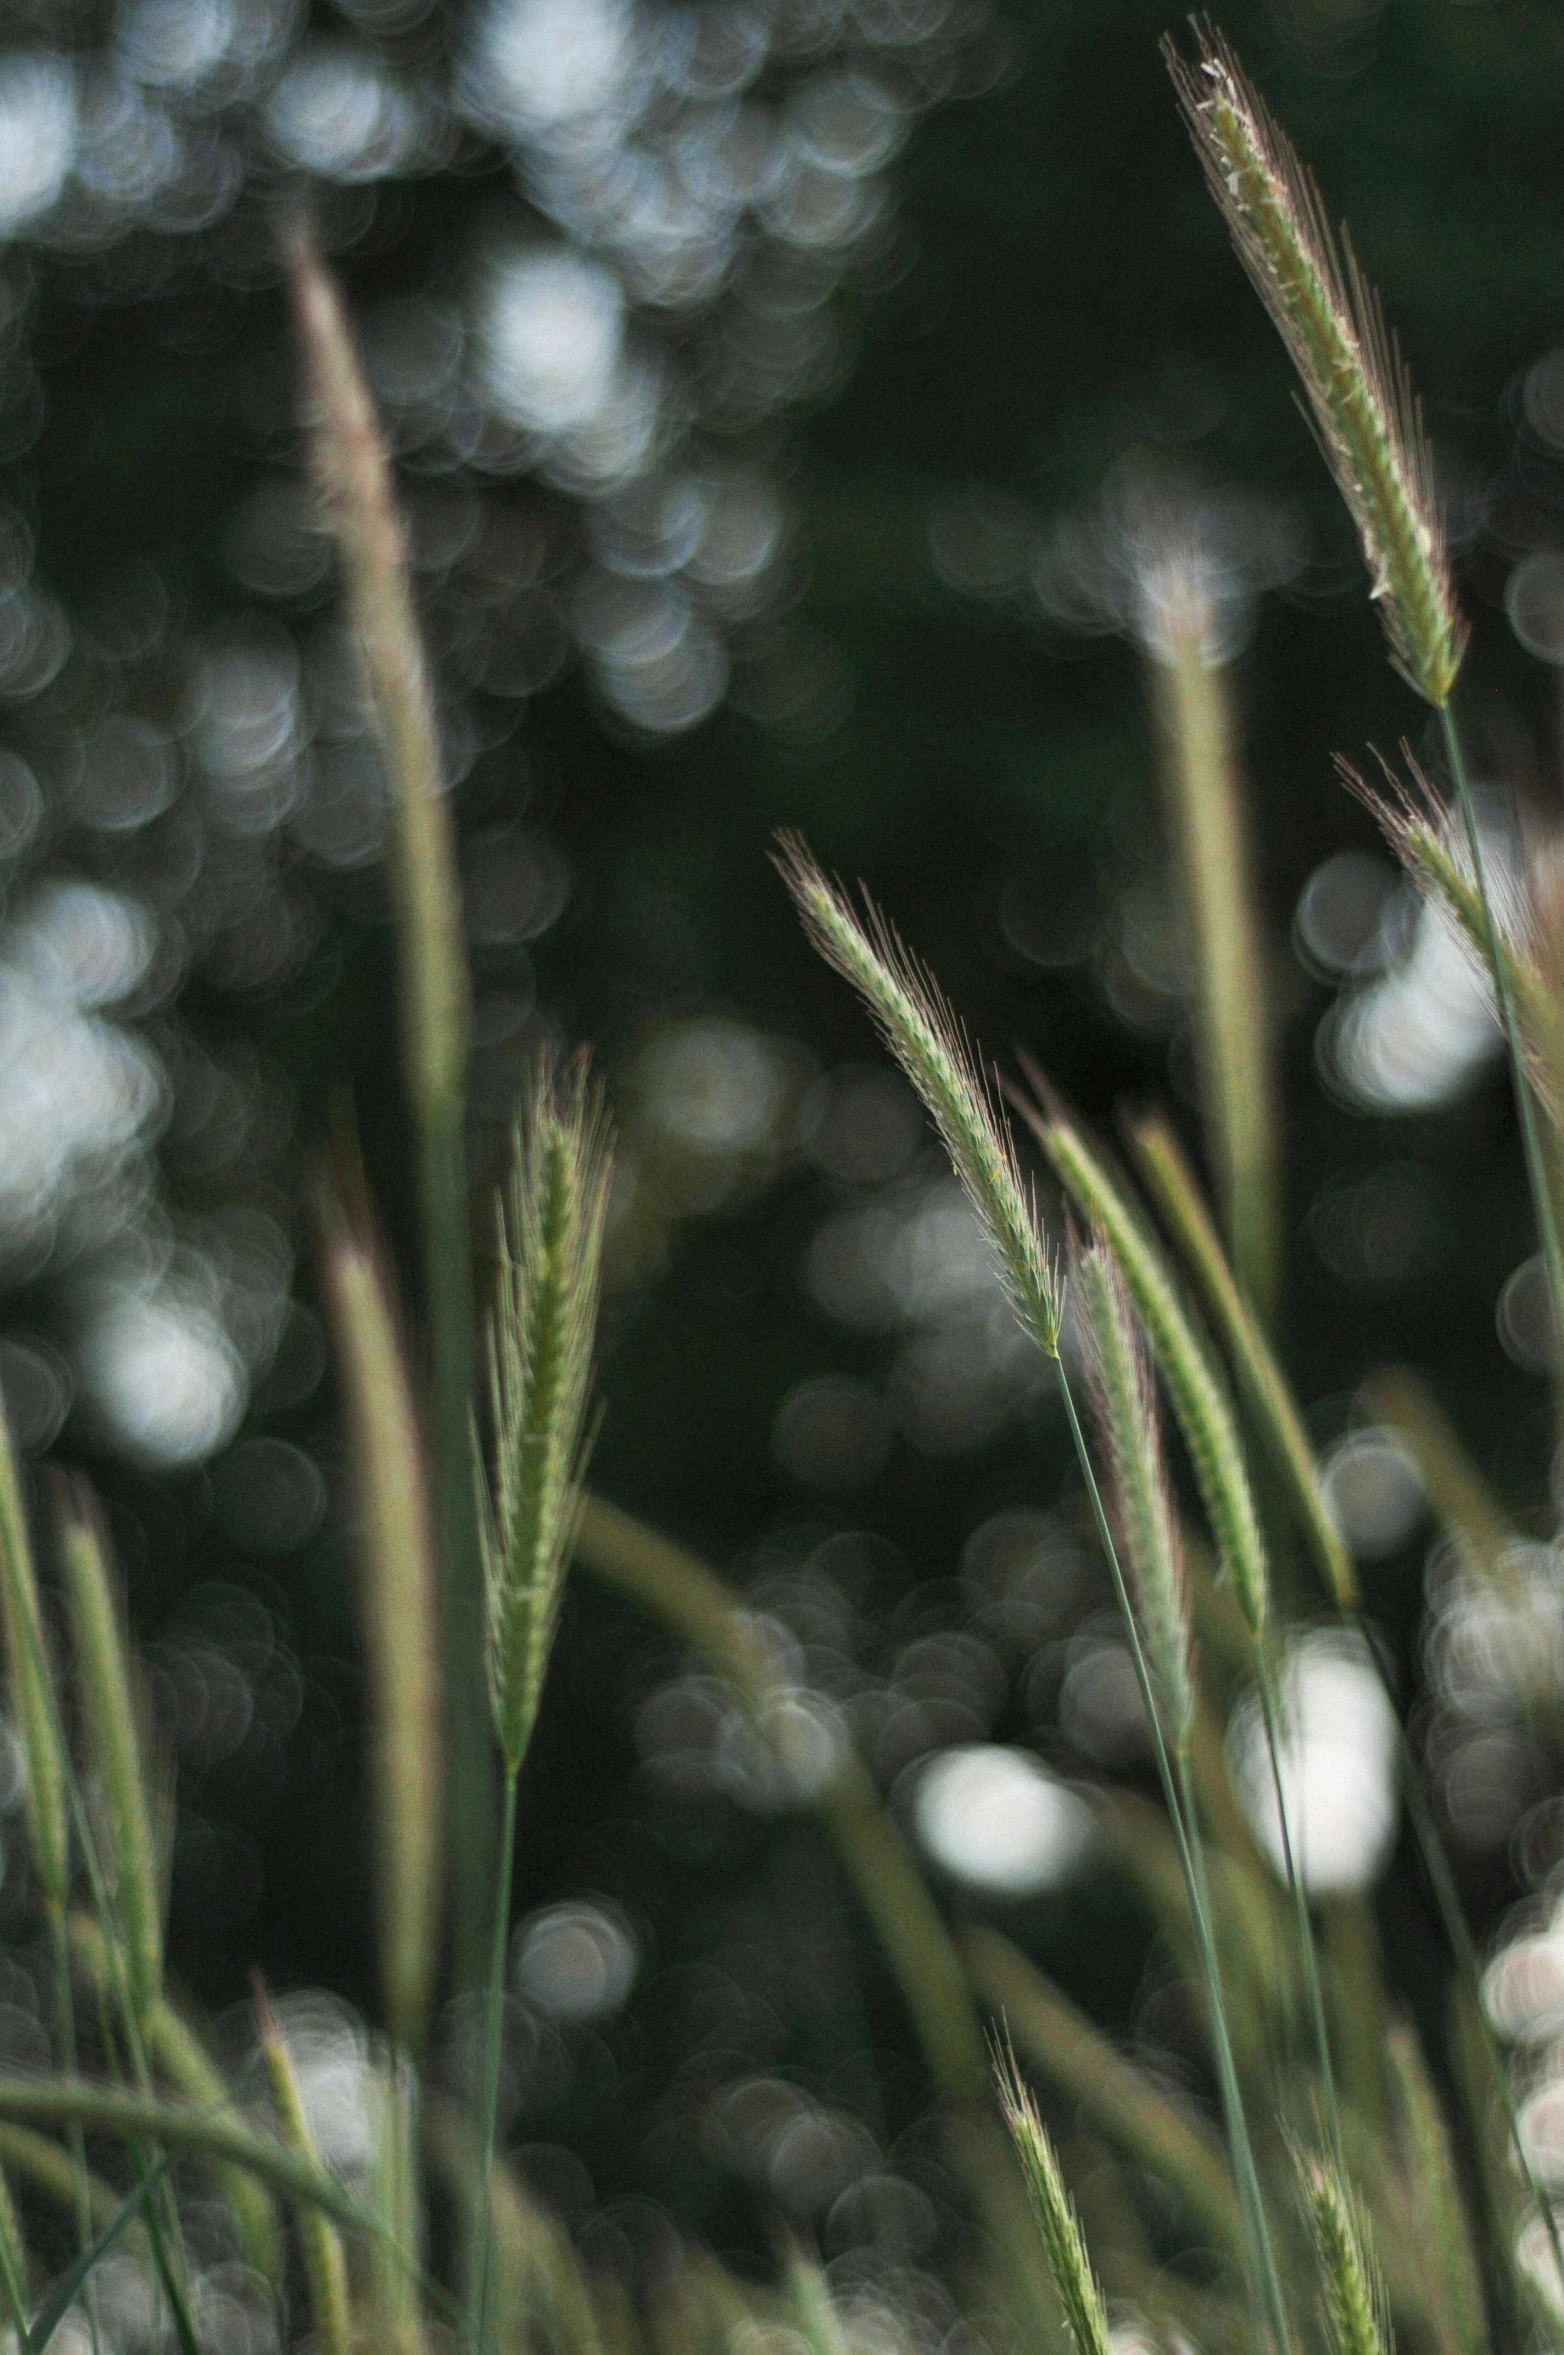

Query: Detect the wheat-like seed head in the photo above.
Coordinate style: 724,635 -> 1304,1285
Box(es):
481,1054 -> 613,1777
1018,1087 -> 1270,1633
1340,747 -> 1561,1108
1165,22 -> 1464,709
1300,2157 -> 1394,2355
1075,1244 -> 1195,1753
777,835 -> 1061,1358
994,2039 -> 1114,2355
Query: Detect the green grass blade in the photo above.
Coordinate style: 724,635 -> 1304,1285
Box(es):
25,2151 -> 170,2355
1129,1111 -> 1355,1609
1023,1097 -> 1270,1633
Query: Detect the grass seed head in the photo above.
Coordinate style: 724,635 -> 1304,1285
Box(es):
777,835 -> 1061,1358
1023,1093 -> 1270,1633
994,2040 -> 1114,2355
482,1052 -> 613,1778
1165,22 -> 1464,708
1076,1243 -> 1195,1753
1301,2157 -> 1394,2355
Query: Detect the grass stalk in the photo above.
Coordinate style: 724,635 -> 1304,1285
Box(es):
1383,2022 -> 1488,2355
55,1484 -> 162,2035
0,1404 -> 68,1922
1144,574 -> 1280,1319
67,1914 -> 281,2278
472,1766 -> 519,2355
314,1157 -> 444,2056
287,215 -> 492,1995
1251,1645 -> 1346,2178
0,2076 -> 414,2242
1129,1112 -> 1355,1608
1059,1365 -> 1293,2353
254,1984 -> 353,2355
471,1065 -> 612,2352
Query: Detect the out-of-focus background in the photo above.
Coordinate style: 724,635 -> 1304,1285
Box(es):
0,0 -> 1562,2277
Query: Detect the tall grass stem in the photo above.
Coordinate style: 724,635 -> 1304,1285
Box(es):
472,1766 -> 519,2355
315,1164 -> 444,2054
287,219 -> 492,1992
1147,600 -> 1280,1319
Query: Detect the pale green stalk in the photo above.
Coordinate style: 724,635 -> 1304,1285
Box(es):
1130,1111 -> 1355,1608
1390,1704 -> 1564,2305
67,1914 -> 281,2279
963,1925 -> 1243,2260
1026,1102 -> 1269,1632
56,1486 -> 161,2033
1384,2022 -> 1488,2355
777,837 -> 1060,1355
1059,1368 -> 1293,2355
0,2123 -> 143,2247
1143,570 -> 1280,1319
786,2250 -> 854,2355
315,1168 -> 444,2056
1165,28 -> 1463,709
473,1062 -> 612,2354
1252,1647 -> 1346,2181
287,218 -> 491,1994
995,2046 -> 1113,2355
0,1403 -> 67,1920
254,1988 -> 352,2355
0,2160 -> 25,2342
1076,1244 -> 1194,1749
372,2050 -> 429,2355
0,1410 -> 91,2320
1301,2159 -> 1394,2355
0,2075 -> 424,2249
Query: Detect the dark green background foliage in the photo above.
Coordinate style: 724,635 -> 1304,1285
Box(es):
5,0 -> 1564,2262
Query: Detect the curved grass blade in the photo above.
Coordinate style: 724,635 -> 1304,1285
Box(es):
1128,1111 -> 1355,1609
25,2151 -> 170,2355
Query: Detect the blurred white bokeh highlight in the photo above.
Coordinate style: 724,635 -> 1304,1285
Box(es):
1230,1630 -> 1399,1895
912,1742 -> 1093,1896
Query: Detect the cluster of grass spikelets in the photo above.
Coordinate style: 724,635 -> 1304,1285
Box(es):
0,36 -> 1562,2355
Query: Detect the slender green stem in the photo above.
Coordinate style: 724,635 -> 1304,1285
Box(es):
1370,1636 -> 1564,2303
423,1108 -> 496,2002
1172,1747 -> 1294,2355
50,1913 -> 99,2354
471,1764 -> 519,2355
1057,1368 -> 1292,2355
1440,702 -> 1564,1362
1251,1647 -> 1346,2180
